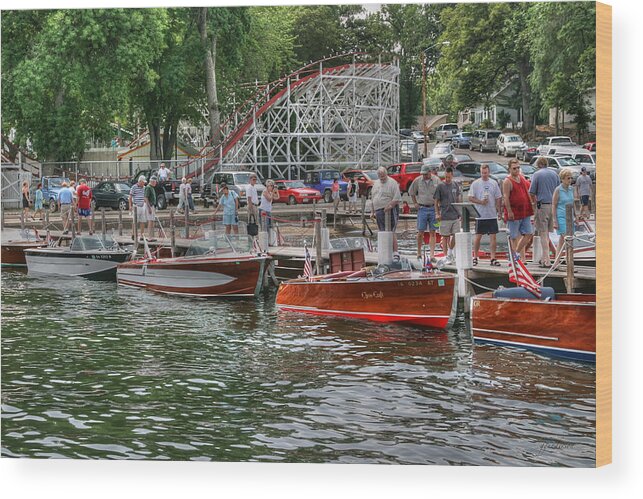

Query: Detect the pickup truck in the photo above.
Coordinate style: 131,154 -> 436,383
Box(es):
38,176 -> 70,213
130,169 -> 202,210
536,136 -> 579,156
303,169 -> 348,203
206,171 -> 266,207
386,162 -> 423,194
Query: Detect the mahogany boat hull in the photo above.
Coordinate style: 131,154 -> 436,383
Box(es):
1,241 -> 47,266
470,292 -> 596,362
117,254 -> 269,297
276,271 -> 456,329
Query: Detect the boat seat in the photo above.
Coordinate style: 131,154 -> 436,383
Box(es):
493,286 -> 556,301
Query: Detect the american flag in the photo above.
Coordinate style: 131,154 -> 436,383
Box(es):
508,250 -> 541,298
303,243 -> 314,281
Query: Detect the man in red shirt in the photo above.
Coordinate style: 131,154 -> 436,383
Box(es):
502,158 -> 534,261
76,178 -> 94,235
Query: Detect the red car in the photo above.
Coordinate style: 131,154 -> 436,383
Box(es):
386,162 -> 423,193
342,169 -> 378,198
273,180 -> 322,205
583,142 -> 596,152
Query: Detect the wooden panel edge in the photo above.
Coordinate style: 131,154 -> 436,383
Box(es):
595,0 -> 612,468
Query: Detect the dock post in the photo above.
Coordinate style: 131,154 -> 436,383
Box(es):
118,209 -> 123,236
20,210 -> 25,231
184,203 -> 190,239
378,210 -> 394,265
91,209 -> 96,234
320,209 -> 330,249
565,204 -> 575,293
101,207 -> 106,237
170,210 -> 176,257
70,208 -> 76,238
361,196 -> 367,235
1,204 -> 5,230
133,207 -> 138,242
314,218 -> 323,275
333,201 -> 337,230
45,207 -> 50,227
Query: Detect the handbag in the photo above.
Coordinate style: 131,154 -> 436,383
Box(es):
247,214 -> 259,236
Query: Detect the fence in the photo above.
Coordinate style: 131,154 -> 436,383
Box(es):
1,166 -> 33,208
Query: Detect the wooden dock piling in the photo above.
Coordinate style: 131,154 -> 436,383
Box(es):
566,204 -> 575,293
101,207 -> 106,237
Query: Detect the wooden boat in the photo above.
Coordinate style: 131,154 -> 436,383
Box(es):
117,233 -> 270,297
25,234 -> 132,280
1,228 -> 47,266
470,287 -> 596,362
276,268 -> 456,329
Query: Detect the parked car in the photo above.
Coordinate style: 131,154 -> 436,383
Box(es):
399,128 -> 413,138
303,169 -> 348,203
434,123 -> 460,141
516,140 -> 540,162
430,143 -> 454,160
442,153 -> 473,169
569,150 -> 597,167
470,129 -> 502,152
210,171 -> 265,207
583,141 -> 597,152
421,157 -> 444,170
400,139 -> 421,162
496,133 -> 526,157
529,155 -> 593,182
38,176 -> 71,213
273,180 -> 322,205
454,161 -> 510,190
519,164 -> 537,181
452,132 -> 473,149
536,136 -> 577,155
342,169 -> 378,198
91,181 -> 132,211
386,162 -> 423,193
411,130 -> 425,143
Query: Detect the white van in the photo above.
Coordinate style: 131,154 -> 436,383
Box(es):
435,123 -> 459,141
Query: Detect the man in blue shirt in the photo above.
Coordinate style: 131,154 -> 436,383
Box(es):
58,181 -> 74,234
529,157 -> 560,267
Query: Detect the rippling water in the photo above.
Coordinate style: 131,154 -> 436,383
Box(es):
1,269 -> 595,466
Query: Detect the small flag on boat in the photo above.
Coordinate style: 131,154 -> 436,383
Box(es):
303,243 -> 314,281
508,250 -> 541,298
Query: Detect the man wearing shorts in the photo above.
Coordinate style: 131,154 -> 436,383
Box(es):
409,164 -> 440,260
503,158 -> 534,261
529,156 -> 559,267
213,183 -> 240,235
129,175 -> 147,240
434,167 -> 461,263
58,181 -> 74,234
76,178 -> 94,235
468,164 -> 502,266
575,167 -> 592,220
370,167 -> 402,258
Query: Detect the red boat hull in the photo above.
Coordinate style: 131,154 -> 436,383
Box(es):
470,292 -> 596,362
276,271 -> 455,329
1,241 -> 47,266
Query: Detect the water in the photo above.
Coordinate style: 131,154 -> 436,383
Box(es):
1,269 -> 595,466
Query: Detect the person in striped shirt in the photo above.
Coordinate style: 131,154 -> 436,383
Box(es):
129,175 -> 147,240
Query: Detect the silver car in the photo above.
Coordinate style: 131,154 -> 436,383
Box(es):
471,129 -> 502,152
496,133 -> 525,157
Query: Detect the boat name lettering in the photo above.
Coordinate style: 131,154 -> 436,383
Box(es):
92,255 -> 113,260
361,291 -> 384,300
397,280 -> 423,287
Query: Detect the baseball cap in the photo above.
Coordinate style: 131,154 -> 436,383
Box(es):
150,176 -> 158,182
580,166 -> 587,172
138,175 -> 146,182
421,164 -> 431,174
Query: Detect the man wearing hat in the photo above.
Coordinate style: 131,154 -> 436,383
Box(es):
129,175 -> 148,240
575,166 -> 592,220
409,163 -> 441,260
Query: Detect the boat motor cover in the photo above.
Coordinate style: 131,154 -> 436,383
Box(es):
493,286 -> 556,301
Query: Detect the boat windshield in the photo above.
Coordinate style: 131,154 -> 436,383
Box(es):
70,235 -> 118,251
329,237 -> 371,251
185,231 -> 253,256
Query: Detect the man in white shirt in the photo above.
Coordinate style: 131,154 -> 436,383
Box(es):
246,174 -> 260,222
371,166 -> 402,256
158,163 -> 170,182
468,164 -> 503,266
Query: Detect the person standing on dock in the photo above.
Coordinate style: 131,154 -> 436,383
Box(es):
371,166 -> 402,258
331,178 -> 340,211
246,174 -> 260,223
434,167 -> 461,264
176,177 -> 187,214
144,176 -> 158,240
34,183 -> 44,221
21,181 -> 31,220
187,178 -> 196,212
575,167 -> 593,220
129,175 -> 147,240
347,178 -> 358,214
213,183 -> 240,235
409,164 -> 440,260
58,181 -> 74,234
503,158 -> 534,261
259,179 -> 280,236
76,178 -> 94,235
469,164 -> 502,266
552,168 -> 577,265
529,156 -> 559,267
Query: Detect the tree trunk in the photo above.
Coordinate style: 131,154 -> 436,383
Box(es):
148,120 -> 163,161
555,107 -> 559,135
197,8 -> 221,146
516,59 -> 532,132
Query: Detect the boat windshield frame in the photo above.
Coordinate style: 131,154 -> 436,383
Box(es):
70,234 -> 119,252
185,231 -> 254,257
